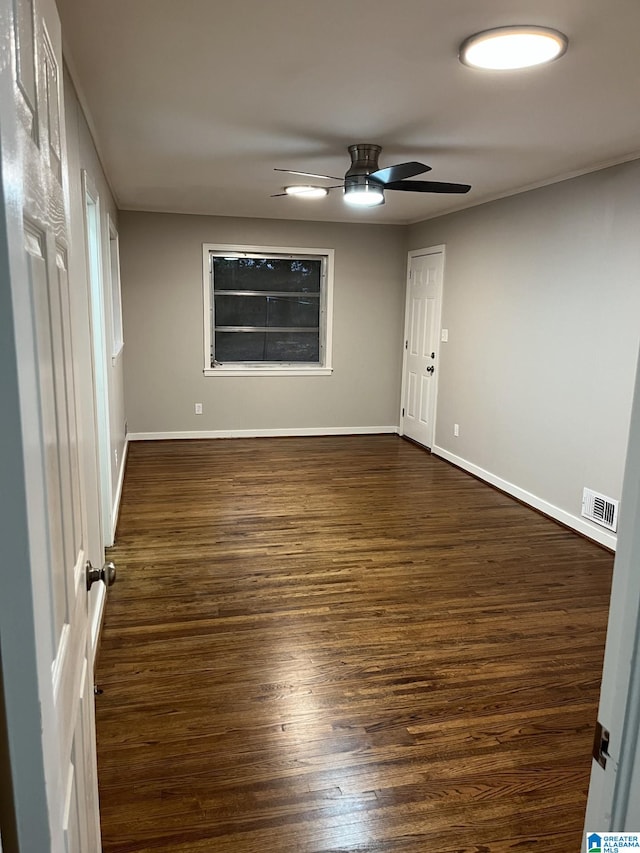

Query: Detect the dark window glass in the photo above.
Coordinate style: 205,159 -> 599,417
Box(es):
215,331 -> 319,363
211,254 -> 324,365
214,295 -> 320,329
213,257 -> 321,293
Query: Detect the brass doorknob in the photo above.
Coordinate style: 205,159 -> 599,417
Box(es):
86,560 -> 117,591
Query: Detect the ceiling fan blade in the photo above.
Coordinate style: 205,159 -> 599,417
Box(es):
385,180 -> 471,194
274,168 -> 344,181
370,161 -> 431,184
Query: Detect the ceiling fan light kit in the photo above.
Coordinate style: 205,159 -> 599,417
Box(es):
284,185 -> 328,198
459,26 -> 568,70
343,184 -> 385,206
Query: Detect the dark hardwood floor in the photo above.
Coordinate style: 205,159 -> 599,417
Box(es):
96,436 -> 613,852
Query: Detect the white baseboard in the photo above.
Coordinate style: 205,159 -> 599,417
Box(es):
431,444 -> 617,551
128,425 -> 398,441
111,436 -> 129,543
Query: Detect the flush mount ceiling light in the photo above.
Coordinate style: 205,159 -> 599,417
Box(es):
459,26 -> 568,70
284,185 -> 328,199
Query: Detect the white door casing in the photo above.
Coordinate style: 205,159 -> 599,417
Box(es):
107,213 -> 124,361
400,247 -> 444,449
584,341 -> 640,842
0,0 -> 102,848
83,171 -> 113,550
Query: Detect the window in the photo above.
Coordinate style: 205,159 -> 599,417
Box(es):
203,244 -> 334,376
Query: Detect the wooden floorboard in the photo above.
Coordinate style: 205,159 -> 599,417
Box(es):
96,435 -> 613,852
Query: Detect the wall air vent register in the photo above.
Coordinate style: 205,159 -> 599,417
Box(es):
581,488 -> 619,532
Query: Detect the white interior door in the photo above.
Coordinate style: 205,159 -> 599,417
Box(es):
401,248 -> 444,448
583,341 -> 640,843
0,0 -> 101,848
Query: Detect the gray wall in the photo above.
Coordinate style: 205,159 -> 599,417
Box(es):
119,212 -> 406,434
408,159 -> 640,529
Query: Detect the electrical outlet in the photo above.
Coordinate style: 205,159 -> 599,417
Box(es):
441,328 -> 449,342
454,423 -> 459,437
195,403 -> 203,415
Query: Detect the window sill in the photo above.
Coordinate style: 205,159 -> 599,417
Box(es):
203,366 -> 333,377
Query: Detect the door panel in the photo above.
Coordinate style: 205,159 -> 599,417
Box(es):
419,374 -> 430,422
401,250 -> 444,449
25,223 -> 68,643
407,371 -> 417,418
410,298 -> 423,356
2,0 -> 102,847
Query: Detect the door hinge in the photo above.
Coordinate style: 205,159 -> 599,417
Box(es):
402,407 -> 405,416
592,720 -> 610,769
405,340 -> 408,350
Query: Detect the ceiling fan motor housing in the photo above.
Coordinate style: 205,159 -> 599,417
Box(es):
344,143 -> 385,203
345,143 -> 383,184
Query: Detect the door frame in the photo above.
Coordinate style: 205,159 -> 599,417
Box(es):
82,170 -> 113,548
107,213 -> 124,363
399,245 -> 446,448
584,341 -> 640,839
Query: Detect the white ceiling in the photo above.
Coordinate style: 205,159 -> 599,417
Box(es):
57,0 -> 640,225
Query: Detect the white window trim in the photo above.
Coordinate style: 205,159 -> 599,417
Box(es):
202,243 -> 334,376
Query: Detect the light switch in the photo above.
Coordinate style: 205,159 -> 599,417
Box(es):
441,328 -> 449,342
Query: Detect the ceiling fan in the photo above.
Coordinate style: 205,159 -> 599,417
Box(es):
273,143 -> 471,207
